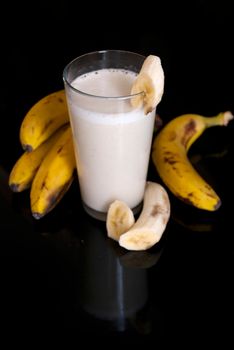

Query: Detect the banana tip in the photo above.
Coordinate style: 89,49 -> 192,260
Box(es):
223,111 -> 234,125
214,199 -> 222,211
32,212 -> 43,220
22,144 -> 33,152
9,183 -> 20,192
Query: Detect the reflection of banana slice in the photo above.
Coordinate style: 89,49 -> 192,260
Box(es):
119,249 -> 164,269
131,55 -> 164,114
119,182 -> 170,251
106,200 -> 135,241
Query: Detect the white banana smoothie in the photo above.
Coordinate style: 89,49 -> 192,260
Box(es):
66,68 -> 155,213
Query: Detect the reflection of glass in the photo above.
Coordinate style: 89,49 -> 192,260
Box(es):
76,216 -> 163,334
63,50 -> 156,221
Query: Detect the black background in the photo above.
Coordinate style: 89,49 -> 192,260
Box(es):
0,0 -> 234,344
1,1 -> 234,167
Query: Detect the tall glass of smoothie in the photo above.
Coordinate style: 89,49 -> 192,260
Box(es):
63,50 -> 157,221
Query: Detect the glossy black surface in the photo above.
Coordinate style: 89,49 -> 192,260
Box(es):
1,1 -> 234,343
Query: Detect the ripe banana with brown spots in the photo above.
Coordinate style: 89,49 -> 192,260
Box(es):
152,111 -> 233,211
9,125 -> 68,192
30,126 -> 76,219
20,90 -> 69,152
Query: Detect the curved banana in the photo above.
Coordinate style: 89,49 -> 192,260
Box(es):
9,125 -> 68,192
106,200 -> 135,241
119,181 -> 170,251
131,55 -> 164,114
30,126 -> 76,219
152,111 -> 233,211
20,90 -> 69,152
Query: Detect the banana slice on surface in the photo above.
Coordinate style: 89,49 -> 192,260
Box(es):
106,200 -> 135,241
131,55 -> 164,114
119,182 -> 170,251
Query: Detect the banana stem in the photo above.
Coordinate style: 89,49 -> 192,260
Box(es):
205,111 -> 234,128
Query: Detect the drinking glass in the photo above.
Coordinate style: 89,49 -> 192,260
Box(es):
63,50 -> 156,220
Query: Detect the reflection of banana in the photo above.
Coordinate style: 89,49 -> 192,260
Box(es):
106,200 -> 135,241
152,111 -> 233,211
119,249 -> 164,269
30,127 -> 76,219
131,55 -> 164,114
119,182 -> 170,251
172,215 -> 213,232
9,125 -> 68,192
190,148 -> 228,165
20,90 -> 69,151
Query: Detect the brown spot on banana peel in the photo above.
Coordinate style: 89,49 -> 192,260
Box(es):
58,97 -> 64,103
163,156 -> 178,165
176,192 -> 221,211
40,119 -> 54,135
40,178 -> 49,191
204,191 -> 217,199
176,194 -> 195,207
57,145 -> 63,154
48,175 -> 75,209
163,151 -> 180,165
47,184 -> 68,210
32,177 -> 74,219
181,119 -> 196,148
168,131 -> 176,141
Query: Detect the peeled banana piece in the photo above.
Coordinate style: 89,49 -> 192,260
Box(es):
20,90 -> 69,151
106,200 -> 135,241
131,55 -> 164,114
152,111 -> 233,211
30,126 -> 76,219
119,182 -> 170,251
9,125 -> 68,192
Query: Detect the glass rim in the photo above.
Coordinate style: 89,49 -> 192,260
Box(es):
62,49 -> 145,100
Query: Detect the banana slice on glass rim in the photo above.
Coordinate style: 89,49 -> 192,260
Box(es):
131,55 -> 165,115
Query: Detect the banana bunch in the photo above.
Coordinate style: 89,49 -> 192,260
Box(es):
152,111 -> 233,211
9,90 -> 76,219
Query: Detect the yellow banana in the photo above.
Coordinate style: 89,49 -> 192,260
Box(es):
20,90 -> 69,152
152,111 -> 233,211
30,126 -> 76,219
9,125 -> 68,192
